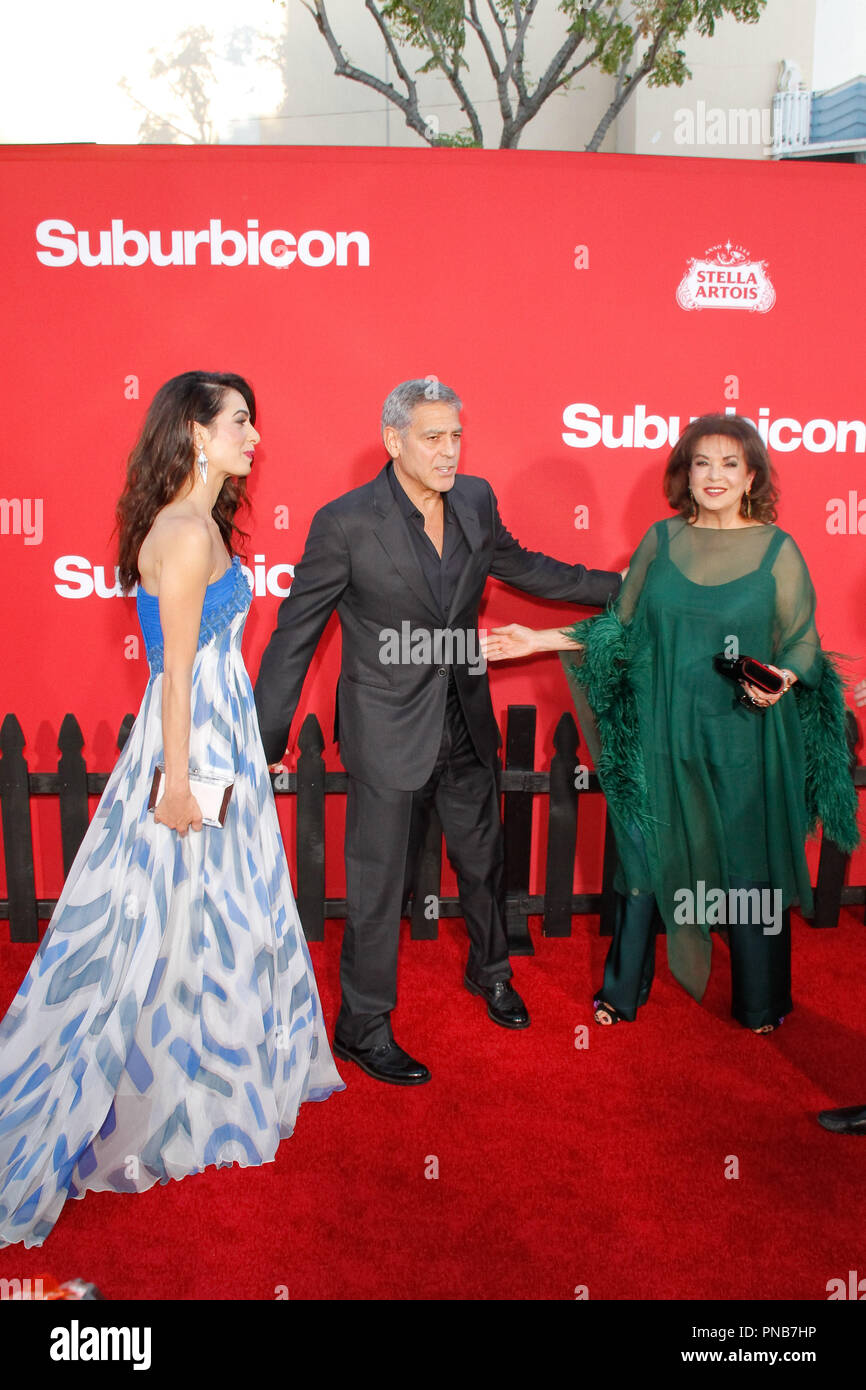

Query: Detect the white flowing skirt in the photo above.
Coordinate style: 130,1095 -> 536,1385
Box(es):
0,613 -> 344,1248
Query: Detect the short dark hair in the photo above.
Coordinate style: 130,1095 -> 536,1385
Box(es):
663,413 -> 778,523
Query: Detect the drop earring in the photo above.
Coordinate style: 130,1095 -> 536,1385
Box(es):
744,489 -> 752,519
197,446 -> 208,484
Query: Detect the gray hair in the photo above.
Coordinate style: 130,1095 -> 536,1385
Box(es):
381,377 -> 462,434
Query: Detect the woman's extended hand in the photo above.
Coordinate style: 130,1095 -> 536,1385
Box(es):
482,625 -> 585,660
481,624 -> 539,661
154,789 -> 204,837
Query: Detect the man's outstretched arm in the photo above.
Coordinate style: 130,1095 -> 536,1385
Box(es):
254,507 -> 350,764
487,486 -> 622,608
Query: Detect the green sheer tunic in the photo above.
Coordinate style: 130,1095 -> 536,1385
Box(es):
562,517 -> 858,1002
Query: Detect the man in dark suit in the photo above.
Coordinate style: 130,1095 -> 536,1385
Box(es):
254,378 -> 621,1085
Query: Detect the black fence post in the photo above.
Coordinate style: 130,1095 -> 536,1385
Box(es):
502,705 -> 536,956
410,809 -> 443,941
813,834 -> 850,928
117,714 -> 135,752
295,713 -> 326,943
0,714 -> 38,943
543,713 -> 580,937
58,714 -> 89,877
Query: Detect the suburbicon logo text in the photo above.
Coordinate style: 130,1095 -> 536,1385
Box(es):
35,219 -> 370,268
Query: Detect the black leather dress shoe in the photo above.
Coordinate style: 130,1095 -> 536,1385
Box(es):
464,976 -> 530,1029
333,1037 -> 431,1085
817,1104 -> 866,1135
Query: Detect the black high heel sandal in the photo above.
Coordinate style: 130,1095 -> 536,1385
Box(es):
593,995 -> 625,1025
751,1016 -> 785,1035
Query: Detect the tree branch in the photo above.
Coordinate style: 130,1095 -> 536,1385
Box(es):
508,0 -> 531,105
480,0 -> 509,62
364,0 -> 425,98
466,0 -> 502,76
500,0 -> 537,88
302,0 -> 433,142
466,0 -> 513,133
402,6 -> 483,144
508,31 -> 582,130
584,1 -> 690,151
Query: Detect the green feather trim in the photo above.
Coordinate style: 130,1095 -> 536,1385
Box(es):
563,609 -> 655,837
564,619 -> 860,859
795,656 -> 860,853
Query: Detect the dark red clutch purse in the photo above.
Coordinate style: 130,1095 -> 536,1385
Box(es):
714,654 -> 784,709
714,654 -> 784,693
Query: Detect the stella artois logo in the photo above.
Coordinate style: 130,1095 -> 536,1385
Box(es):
676,241 -> 775,313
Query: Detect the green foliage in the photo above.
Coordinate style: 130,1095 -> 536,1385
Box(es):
381,1 -> 470,75
559,1 -> 767,90
378,2 -> 766,89
431,128 -> 482,146
562,1 -> 633,77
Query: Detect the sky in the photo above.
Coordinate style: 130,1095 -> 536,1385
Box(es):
0,0 -> 864,144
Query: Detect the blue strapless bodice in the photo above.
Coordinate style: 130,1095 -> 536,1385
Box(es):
136,556 -> 251,673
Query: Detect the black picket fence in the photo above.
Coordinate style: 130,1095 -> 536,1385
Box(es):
0,707 -> 863,950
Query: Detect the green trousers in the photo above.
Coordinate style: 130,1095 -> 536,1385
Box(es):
599,883 -> 792,1029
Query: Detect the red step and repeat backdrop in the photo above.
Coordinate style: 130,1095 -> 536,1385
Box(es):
1,145 -> 865,904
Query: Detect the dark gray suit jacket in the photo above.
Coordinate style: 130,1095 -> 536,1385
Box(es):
254,465 -> 621,789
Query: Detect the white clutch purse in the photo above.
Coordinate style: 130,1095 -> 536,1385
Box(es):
147,766 -> 234,828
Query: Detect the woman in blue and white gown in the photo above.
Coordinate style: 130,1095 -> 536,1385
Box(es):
0,371 -> 344,1249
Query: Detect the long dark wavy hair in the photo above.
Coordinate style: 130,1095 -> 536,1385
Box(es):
663,413 -> 779,524
116,371 -> 255,592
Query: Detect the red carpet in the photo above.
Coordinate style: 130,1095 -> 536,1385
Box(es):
1,910 -> 864,1301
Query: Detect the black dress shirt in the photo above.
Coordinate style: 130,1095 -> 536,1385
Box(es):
387,462 -> 469,619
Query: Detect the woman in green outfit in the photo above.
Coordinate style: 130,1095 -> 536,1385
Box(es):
484,414 -> 858,1033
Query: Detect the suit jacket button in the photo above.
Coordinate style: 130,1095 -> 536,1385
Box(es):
437,667 -> 447,677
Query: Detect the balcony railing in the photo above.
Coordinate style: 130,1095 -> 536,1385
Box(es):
772,89 -> 812,155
